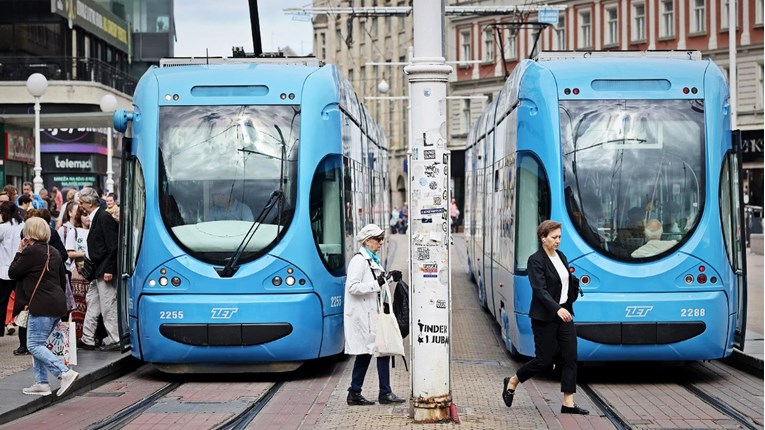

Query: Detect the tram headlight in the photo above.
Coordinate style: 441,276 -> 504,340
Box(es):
697,274 -> 707,284
159,276 -> 169,286
149,279 -> 156,287
272,276 -> 283,286
684,274 -> 694,284
285,276 -> 296,286
171,277 -> 181,287
580,275 -> 590,285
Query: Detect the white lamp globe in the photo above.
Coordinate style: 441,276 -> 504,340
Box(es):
100,94 -> 118,113
378,79 -> 390,94
26,73 -> 48,97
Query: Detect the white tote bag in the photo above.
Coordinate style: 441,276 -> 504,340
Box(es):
374,283 -> 405,358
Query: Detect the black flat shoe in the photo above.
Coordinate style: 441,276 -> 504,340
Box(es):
561,404 -> 589,415
347,391 -> 375,406
12,347 -> 30,356
502,377 -> 515,407
378,392 -> 406,404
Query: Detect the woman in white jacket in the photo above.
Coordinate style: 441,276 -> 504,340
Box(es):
344,224 -> 405,406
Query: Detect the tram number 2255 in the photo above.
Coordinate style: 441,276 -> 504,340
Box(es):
160,310 -> 184,319
680,308 -> 705,317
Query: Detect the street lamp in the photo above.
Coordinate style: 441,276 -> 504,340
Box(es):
100,94 -> 118,194
26,73 -> 48,194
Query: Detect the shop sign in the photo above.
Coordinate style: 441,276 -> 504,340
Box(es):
42,154 -> 99,173
741,130 -> 764,163
4,132 -> 35,164
50,0 -> 128,52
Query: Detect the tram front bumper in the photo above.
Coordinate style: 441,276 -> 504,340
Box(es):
573,291 -> 731,361
136,293 -> 325,364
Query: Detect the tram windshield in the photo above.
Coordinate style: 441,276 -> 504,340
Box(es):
158,105 -> 299,265
560,99 -> 705,261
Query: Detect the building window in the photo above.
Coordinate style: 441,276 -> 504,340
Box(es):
721,0 -> 729,29
606,7 -> 619,45
556,16 -> 566,49
692,0 -> 706,33
660,0 -> 675,37
462,99 -> 471,133
757,0 -> 763,24
632,3 -> 646,41
320,33 -> 327,59
578,10 -> 591,48
757,63 -> 764,110
483,28 -> 494,62
460,29 -> 472,64
336,29 -> 343,51
506,29 -> 518,60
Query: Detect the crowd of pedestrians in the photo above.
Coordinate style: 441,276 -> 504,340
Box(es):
0,184 -> 120,396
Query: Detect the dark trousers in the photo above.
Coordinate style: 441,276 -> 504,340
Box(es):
0,279 -> 13,334
349,354 -> 392,395
516,318 -> 578,393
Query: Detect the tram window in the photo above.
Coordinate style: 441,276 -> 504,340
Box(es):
310,155 -> 345,275
560,99 -> 705,261
515,153 -> 550,272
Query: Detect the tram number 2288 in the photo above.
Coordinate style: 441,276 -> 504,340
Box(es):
680,308 -> 705,317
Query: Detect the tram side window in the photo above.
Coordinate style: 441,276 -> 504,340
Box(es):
719,151 -> 744,269
515,153 -> 550,272
310,155 -> 345,275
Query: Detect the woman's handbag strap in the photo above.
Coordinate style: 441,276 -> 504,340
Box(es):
27,245 -> 51,308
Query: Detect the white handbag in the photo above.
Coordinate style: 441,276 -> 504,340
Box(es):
374,282 -> 405,357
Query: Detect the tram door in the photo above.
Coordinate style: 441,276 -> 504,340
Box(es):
728,132 -> 748,349
116,143 -> 145,349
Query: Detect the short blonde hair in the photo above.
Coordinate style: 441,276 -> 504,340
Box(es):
24,217 -> 50,243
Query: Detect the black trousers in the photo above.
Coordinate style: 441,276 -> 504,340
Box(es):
0,279 -> 14,334
516,318 -> 578,393
349,354 -> 392,395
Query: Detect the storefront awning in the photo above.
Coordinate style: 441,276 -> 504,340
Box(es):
0,112 -> 116,129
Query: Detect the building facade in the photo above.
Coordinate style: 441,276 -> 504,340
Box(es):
0,0 -> 173,194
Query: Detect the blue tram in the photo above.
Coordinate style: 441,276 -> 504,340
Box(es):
113,57 -> 389,372
464,51 -> 748,361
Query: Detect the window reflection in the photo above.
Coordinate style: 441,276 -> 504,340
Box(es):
561,99 -> 705,261
158,105 -> 299,264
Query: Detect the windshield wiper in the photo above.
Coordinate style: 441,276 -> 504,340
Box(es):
218,124 -> 288,278
217,190 -> 283,278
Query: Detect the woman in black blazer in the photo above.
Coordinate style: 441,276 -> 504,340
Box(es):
501,220 -> 589,415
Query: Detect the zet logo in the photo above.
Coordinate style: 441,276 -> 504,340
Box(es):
625,306 -> 654,318
211,308 -> 238,319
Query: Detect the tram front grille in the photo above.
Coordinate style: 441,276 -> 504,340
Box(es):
575,322 -> 706,345
159,323 -> 294,346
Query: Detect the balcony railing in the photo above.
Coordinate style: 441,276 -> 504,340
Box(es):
0,56 -> 137,96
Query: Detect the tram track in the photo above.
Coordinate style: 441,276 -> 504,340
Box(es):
82,378 -> 283,430
577,360 -> 763,430
85,382 -> 183,430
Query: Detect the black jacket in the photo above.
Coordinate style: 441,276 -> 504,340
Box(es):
9,242 -> 68,318
527,249 -> 580,322
87,207 -> 119,277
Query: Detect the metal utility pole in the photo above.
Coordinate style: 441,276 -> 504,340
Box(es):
728,0 -> 737,128
405,0 -> 453,423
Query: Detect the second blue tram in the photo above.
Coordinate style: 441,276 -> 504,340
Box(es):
114,57 -> 389,371
465,51 -> 748,361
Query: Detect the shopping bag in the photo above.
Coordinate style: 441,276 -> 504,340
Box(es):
374,283 -> 405,358
46,319 -> 77,366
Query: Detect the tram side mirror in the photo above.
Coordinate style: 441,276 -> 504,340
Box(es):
114,109 -> 134,133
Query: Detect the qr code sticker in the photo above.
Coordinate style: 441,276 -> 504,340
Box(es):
433,196 -> 442,205
424,150 -> 436,159
416,247 -> 430,260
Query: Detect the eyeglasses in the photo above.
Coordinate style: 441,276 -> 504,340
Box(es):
372,236 -> 385,242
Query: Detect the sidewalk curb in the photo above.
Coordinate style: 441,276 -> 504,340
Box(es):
0,354 -> 140,426
724,349 -> 764,377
